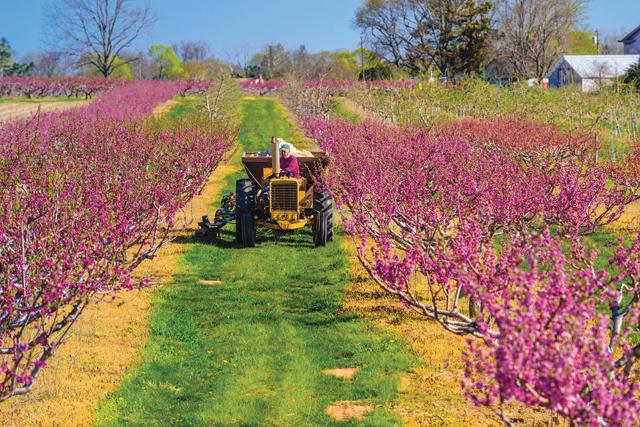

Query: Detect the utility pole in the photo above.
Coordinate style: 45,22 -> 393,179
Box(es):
360,33 -> 365,81
593,30 -> 600,55
268,45 -> 274,79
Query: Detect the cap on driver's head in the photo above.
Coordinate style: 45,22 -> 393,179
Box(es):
280,143 -> 292,152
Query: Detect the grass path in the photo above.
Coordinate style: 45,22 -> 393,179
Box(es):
96,97 -> 416,426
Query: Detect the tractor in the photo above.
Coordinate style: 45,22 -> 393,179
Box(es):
198,137 -> 334,247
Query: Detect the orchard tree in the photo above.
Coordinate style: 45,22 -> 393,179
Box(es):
22,51 -> 68,77
174,40 -> 211,62
304,116 -> 640,425
48,0 -> 154,78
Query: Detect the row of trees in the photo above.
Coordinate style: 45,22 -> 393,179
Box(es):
242,43 -> 391,80
302,106 -> 640,425
6,0 -> 380,81
0,0 -> 228,81
3,36 -> 231,81
354,0 -> 620,81
7,0 -> 628,83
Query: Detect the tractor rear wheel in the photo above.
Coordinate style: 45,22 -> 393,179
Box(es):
236,179 -> 257,247
313,189 -> 333,247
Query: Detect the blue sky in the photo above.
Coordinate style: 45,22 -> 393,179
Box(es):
2,0 -> 639,60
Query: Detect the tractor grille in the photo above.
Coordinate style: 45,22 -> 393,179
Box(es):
271,181 -> 298,211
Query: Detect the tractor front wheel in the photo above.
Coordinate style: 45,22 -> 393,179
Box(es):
239,212 -> 256,247
236,179 -> 257,247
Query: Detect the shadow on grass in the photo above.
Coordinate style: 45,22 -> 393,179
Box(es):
174,226 -> 317,249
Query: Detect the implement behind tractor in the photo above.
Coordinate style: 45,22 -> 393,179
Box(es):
199,137 -> 334,247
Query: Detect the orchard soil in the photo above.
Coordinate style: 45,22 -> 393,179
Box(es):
0,99 -> 89,123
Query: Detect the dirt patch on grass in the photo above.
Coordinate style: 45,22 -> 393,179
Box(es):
325,400 -> 375,421
152,99 -> 180,117
0,108 -> 238,426
0,100 -> 89,123
322,367 -> 360,381
198,279 -> 223,285
336,97 -> 394,125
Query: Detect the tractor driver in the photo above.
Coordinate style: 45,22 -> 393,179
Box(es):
279,143 -> 300,178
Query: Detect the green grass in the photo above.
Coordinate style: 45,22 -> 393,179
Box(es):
164,96 -> 201,119
95,97 -> 416,426
330,99 -> 361,123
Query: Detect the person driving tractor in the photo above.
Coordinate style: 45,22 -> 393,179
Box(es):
279,143 -> 300,178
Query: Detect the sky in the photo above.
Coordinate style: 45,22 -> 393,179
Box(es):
1,0 -> 639,61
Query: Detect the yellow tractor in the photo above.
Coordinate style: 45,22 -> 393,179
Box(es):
199,137 -> 334,247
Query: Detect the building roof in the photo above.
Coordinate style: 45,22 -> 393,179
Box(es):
619,25 -> 640,43
549,55 -> 640,79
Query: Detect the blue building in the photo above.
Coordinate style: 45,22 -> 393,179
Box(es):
620,26 -> 640,55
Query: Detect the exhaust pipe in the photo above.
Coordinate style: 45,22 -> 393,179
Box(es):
271,136 -> 280,176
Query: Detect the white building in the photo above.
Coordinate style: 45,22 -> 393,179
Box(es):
547,55 -> 640,92
620,26 -> 640,55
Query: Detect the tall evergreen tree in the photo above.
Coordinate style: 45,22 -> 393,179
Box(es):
623,59 -> 640,90
0,38 -> 34,77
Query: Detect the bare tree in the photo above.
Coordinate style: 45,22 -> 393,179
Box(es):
223,43 -> 253,76
22,51 -> 70,77
496,0 -> 587,80
174,40 -> 210,62
249,43 -> 291,79
599,28 -> 626,54
355,0 -> 407,68
290,44 -> 314,78
355,0 -> 493,76
48,0 -> 155,77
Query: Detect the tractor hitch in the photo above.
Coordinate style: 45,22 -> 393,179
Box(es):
196,193 -> 236,238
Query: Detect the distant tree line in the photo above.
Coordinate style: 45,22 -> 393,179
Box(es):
237,43 -> 391,80
354,0 -> 625,82
1,0 -> 633,82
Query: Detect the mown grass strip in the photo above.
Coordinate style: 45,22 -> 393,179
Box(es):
331,98 -> 361,123
96,97 -> 417,426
